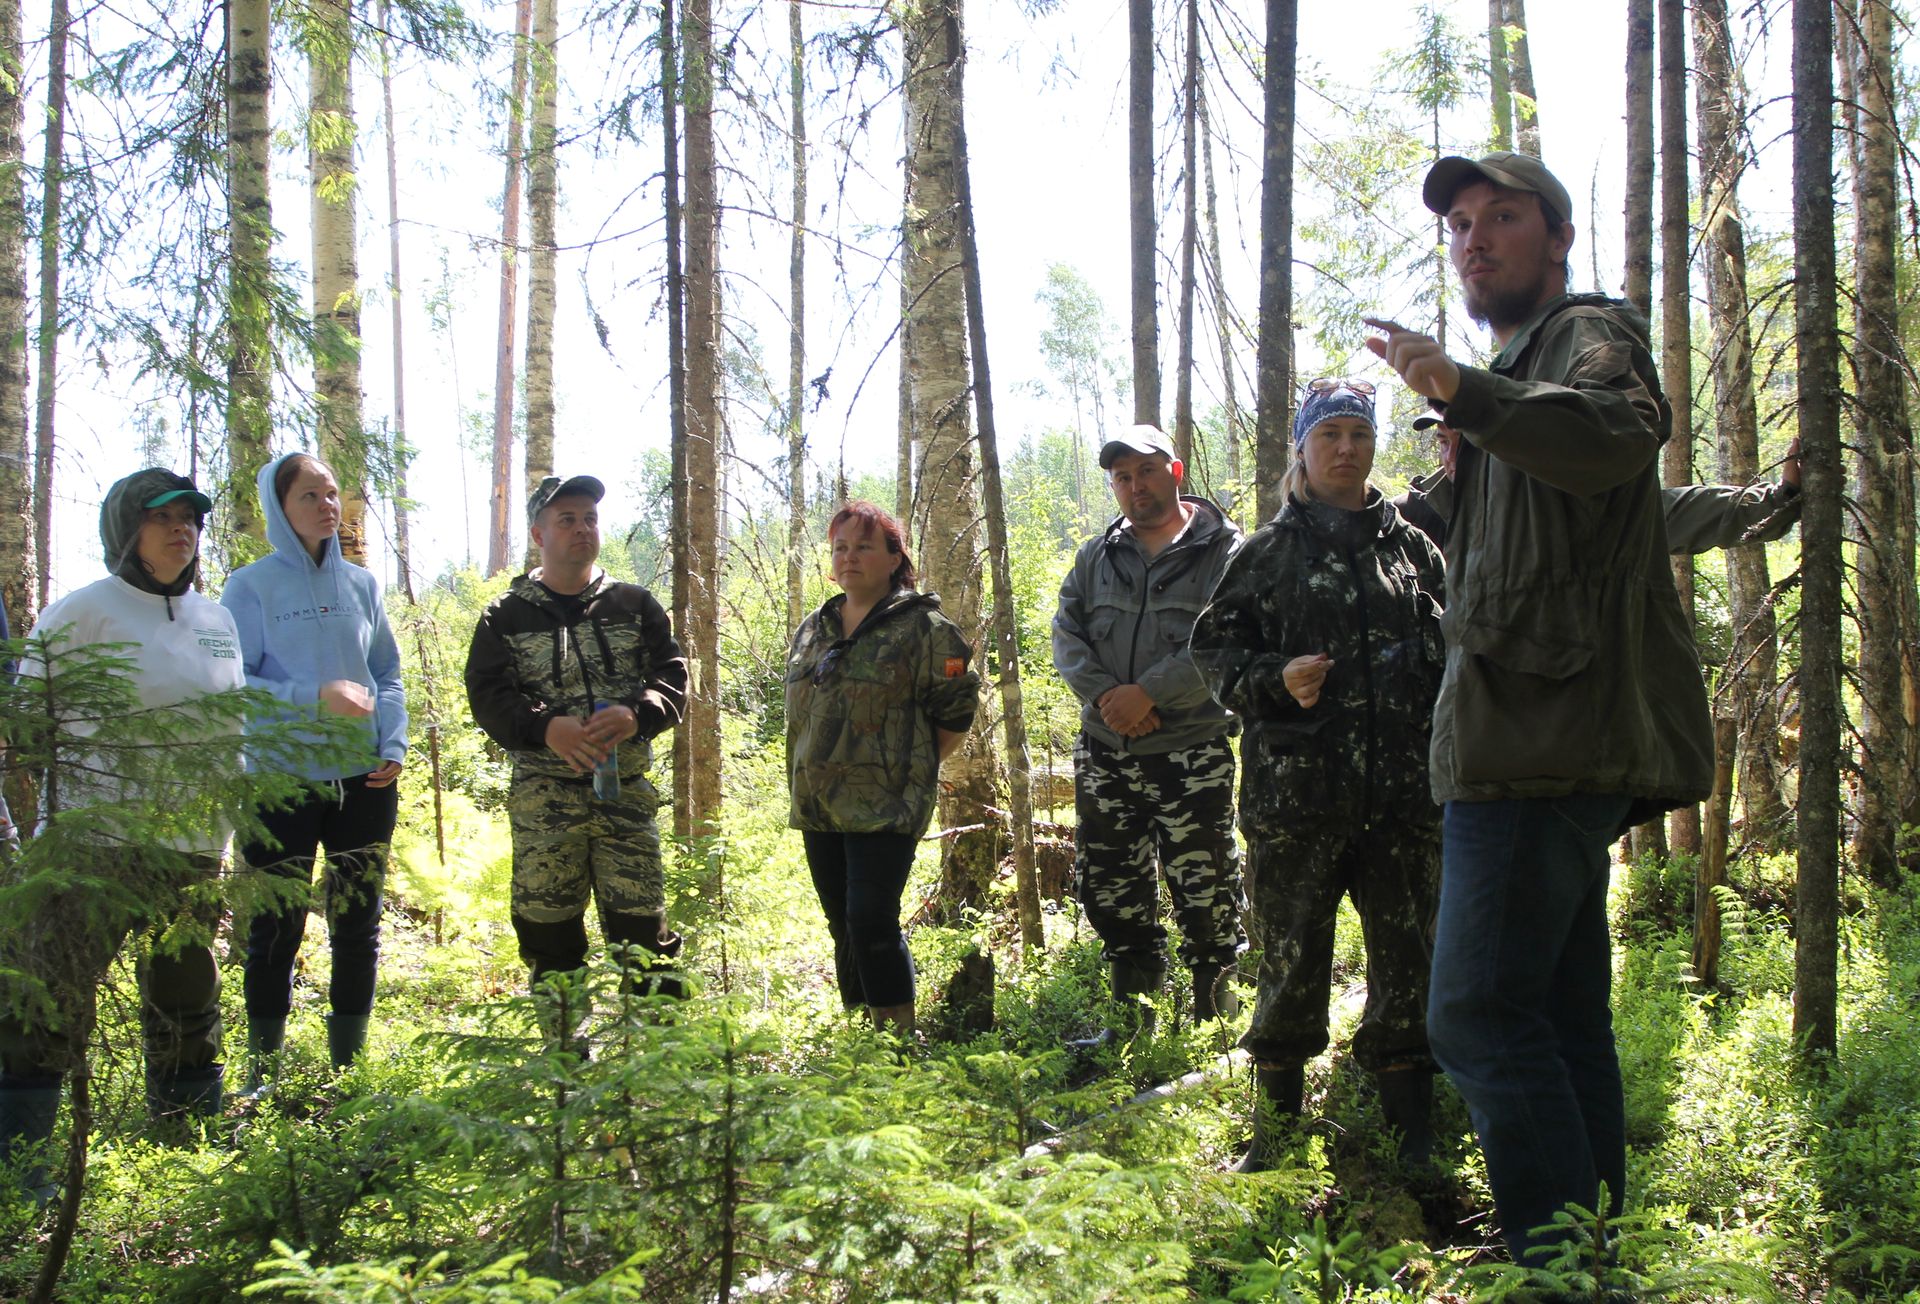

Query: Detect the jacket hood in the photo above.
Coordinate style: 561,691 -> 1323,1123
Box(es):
99,468 -> 207,592
813,584 -> 940,635
512,568 -> 609,615
1499,293 -> 1653,366
258,452 -> 340,568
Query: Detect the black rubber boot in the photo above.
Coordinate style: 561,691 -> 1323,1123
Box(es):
1233,1064 -> 1304,1174
1191,963 -> 1240,1022
327,1014 -> 369,1070
1069,958 -> 1166,1050
1376,1068 -> 1436,1167
606,914 -> 690,1000
146,1064 -> 225,1124
241,1016 -> 286,1101
0,1080 -> 61,1208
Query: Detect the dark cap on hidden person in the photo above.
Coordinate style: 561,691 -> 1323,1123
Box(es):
1099,425 -> 1177,470
1423,151 -> 1574,226
527,474 -> 606,520
1411,414 -> 1445,433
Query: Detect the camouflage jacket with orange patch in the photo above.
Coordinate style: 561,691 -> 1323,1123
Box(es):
785,587 -> 979,835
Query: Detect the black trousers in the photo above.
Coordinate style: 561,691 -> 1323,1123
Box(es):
241,775 -> 398,1021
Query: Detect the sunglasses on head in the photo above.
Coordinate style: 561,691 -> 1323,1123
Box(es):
1306,377 -> 1376,397
812,638 -> 853,686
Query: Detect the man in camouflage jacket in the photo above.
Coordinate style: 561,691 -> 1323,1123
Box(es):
1052,426 -> 1246,1031
465,475 -> 690,1008
1367,152 -> 1714,1269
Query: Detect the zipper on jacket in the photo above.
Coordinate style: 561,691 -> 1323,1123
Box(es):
1346,540 -> 1378,831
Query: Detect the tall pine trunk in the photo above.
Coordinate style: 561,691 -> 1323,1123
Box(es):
1171,0 -> 1198,467
226,0 -> 274,559
661,0 -> 694,837
1502,0 -> 1542,155
683,0 -> 724,842
1127,0 -> 1158,428
903,0 -> 992,912
1658,0 -> 1701,856
379,0 -> 413,589
947,6 -> 1040,951
30,0 -> 65,609
786,0 -> 807,636
523,0 -> 560,572
1487,0 -> 1513,150
1694,0 -> 1786,845
486,0 -> 532,577
1199,87 -> 1240,495
1253,0 -> 1295,526
310,0 -> 366,566
1845,0 -> 1919,881
1622,0 -> 1665,861
1789,0 -> 1839,1062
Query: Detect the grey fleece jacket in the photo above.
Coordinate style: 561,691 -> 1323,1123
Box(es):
1052,496 -> 1243,754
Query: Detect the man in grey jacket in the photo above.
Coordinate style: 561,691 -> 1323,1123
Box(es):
1052,426 -> 1246,1034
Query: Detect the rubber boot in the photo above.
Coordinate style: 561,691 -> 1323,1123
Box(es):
607,915 -> 690,1001
241,1016 -> 285,1102
1069,958 -> 1165,1050
327,1014 -> 369,1070
1376,1068 -> 1435,1167
1191,963 -> 1240,1022
869,1002 -> 915,1039
1233,1064 -> 1304,1174
0,1080 -> 61,1208
147,1063 -> 225,1124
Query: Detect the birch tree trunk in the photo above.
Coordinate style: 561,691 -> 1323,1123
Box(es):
1694,0 -> 1786,845
30,0 -> 65,610
1658,0 -> 1701,856
1171,0 -> 1198,467
380,0 -> 412,591
1487,0 -> 1513,150
1623,0 -> 1653,314
310,0 -> 367,567
0,0 -> 31,622
948,7 -> 1040,951
902,0 -> 992,912
1845,0 -> 1919,883
226,0 -> 274,559
1253,0 -> 1296,526
1128,0 -> 1159,428
523,0 -> 560,573
1789,0 -> 1840,1062
683,0 -> 724,841
486,0 -> 532,577
786,0 -> 807,636
1502,0 -> 1542,156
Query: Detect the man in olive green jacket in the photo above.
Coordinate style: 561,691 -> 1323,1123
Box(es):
1366,152 -> 1714,1271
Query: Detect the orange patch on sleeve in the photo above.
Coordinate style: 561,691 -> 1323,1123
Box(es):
944,657 -> 966,678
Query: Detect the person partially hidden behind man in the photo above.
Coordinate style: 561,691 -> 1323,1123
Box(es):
1365,152 -> 1715,1272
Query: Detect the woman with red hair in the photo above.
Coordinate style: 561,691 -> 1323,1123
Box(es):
784,502 -> 979,1038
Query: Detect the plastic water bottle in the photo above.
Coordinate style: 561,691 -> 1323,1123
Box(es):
592,701 -> 621,801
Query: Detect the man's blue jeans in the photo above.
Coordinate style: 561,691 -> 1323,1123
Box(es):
1428,793 -> 1632,1269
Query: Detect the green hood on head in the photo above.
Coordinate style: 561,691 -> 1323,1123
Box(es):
100,467 -> 212,593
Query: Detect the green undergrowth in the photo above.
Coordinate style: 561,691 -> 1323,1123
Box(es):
5,818 -> 1920,1301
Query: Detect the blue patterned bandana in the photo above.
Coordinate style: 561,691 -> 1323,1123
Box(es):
1293,385 -> 1376,449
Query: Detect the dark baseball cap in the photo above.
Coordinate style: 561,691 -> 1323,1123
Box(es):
1411,414 -> 1447,432
144,482 -> 215,514
1099,425 -> 1177,470
527,474 -> 605,520
1423,151 -> 1573,225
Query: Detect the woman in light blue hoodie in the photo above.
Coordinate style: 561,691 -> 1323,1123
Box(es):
220,452 -> 408,1090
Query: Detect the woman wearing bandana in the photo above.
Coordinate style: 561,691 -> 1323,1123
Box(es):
1192,381 -> 1449,1172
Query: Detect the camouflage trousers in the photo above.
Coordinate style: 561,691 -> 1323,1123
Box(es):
1072,733 -> 1245,970
508,772 -> 666,928
1241,821 -> 1440,1072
